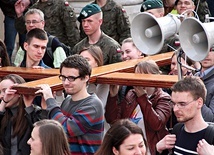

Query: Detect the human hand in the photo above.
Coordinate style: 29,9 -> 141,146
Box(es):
35,84 -> 54,101
156,134 -> 176,153
109,85 -> 119,97
14,0 -> 29,17
197,139 -> 214,155
133,86 -> 147,97
32,66 -> 45,69
23,94 -> 36,107
2,85 -> 18,104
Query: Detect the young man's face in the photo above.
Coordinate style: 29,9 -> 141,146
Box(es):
24,37 -> 47,63
176,0 -> 195,15
171,91 -> 200,123
25,13 -> 45,32
60,67 -> 88,96
81,13 -> 102,36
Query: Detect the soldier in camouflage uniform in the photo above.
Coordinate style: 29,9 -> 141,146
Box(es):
74,4 -> 121,65
14,0 -> 80,49
80,0 -> 131,44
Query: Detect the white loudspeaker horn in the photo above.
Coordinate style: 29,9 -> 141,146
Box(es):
131,12 -> 181,55
179,17 -> 214,61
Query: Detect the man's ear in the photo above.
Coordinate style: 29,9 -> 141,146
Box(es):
112,147 -> 119,155
23,42 -> 28,51
85,75 -> 90,83
197,97 -> 204,108
99,18 -> 103,25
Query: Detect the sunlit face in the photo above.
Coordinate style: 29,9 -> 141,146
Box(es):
200,51 -> 214,71
24,37 -> 47,65
61,67 -> 88,96
170,55 -> 189,75
25,13 -> 45,32
121,42 -> 142,61
176,0 -> 195,15
172,91 -> 201,123
0,79 -> 19,108
80,50 -> 98,68
113,134 -> 146,155
82,14 -> 102,36
146,8 -> 163,18
27,126 -> 42,155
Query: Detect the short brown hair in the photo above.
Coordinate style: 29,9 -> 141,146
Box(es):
171,76 -> 207,103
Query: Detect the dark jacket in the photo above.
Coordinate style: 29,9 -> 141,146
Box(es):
0,0 -> 37,18
201,68 -> 214,122
0,105 -> 47,155
105,88 -> 171,155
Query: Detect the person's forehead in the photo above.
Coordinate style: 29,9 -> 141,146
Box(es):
177,0 -> 193,3
26,13 -> 42,19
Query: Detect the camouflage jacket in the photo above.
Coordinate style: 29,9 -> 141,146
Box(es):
194,0 -> 211,22
80,0 -> 131,44
73,32 -> 122,65
15,0 -> 80,48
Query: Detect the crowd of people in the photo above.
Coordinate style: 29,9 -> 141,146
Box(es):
0,0 -> 214,154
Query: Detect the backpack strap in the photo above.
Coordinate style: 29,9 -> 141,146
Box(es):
46,35 -> 55,60
171,123 -> 184,135
204,123 -> 214,144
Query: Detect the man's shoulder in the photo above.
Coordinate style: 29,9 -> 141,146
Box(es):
99,33 -> 120,47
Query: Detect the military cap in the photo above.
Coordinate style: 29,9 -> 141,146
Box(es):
78,4 -> 101,22
140,0 -> 163,12
175,0 -> 194,5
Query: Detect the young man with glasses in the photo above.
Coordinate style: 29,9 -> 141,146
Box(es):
156,76 -> 214,154
35,54 -> 104,155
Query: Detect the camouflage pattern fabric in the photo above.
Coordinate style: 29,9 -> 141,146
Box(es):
194,0 -> 211,22
73,32 -> 122,65
80,0 -> 131,44
15,0 -> 80,49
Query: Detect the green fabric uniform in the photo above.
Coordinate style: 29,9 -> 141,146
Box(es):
80,0 -> 131,44
73,32 -> 122,65
15,0 -> 80,48
194,0 -> 210,22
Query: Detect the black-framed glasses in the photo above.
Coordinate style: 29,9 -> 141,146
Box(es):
59,75 -> 81,82
25,20 -> 43,25
169,99 -> 198,109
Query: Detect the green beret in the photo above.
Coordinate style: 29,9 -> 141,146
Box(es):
175,0 -> 194,5
140,0 -> 163,12
78,4 -> 101,22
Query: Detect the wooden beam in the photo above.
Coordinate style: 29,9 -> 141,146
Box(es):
0,52 -> 173,81
96,72 -> 178,88
9,52 -> 174,94
0,67 -> 59,80
13,76 -> 62,95
12,73 -> 178,95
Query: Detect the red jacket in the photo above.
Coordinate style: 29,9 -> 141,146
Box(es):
105,88 -> 171,155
